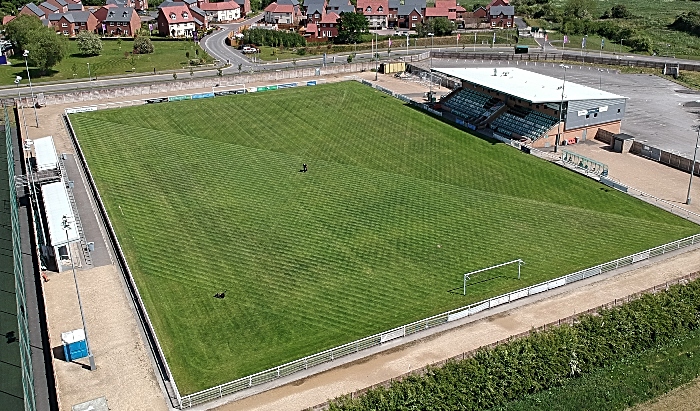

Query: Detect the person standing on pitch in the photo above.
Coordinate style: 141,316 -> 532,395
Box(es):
303,163 -> 308,172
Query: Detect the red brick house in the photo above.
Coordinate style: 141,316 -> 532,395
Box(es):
97,6 -> 141,36
356,0 -> 388,29
46,0 -> 69,12
486,0 -> 513,27
19,3 -> 46,18
263,3 -> 297,25
49,11 -> 98,36
317,11 -> 339,38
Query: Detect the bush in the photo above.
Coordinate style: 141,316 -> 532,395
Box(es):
670,11 -> 700,37
133,36 -> 154,54
328,277 -> 700,410
77,31 -> 103,56
242,28 -> 305,48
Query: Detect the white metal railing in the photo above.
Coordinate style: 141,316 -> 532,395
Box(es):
176,233 -> 700,408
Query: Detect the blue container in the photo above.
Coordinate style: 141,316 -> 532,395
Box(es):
63,340 -> 88,361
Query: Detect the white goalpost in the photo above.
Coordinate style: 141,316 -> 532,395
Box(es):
464,259 -> 524,295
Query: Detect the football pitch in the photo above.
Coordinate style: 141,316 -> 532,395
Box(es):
69,81 -> 700,394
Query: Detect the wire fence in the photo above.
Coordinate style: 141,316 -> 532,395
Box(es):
175,233 -> 700,408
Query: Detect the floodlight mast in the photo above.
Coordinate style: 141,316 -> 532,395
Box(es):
463,259 -> 524,295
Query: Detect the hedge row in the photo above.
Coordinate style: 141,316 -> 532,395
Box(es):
242,28 -> 305,48
328,276 -> 700,411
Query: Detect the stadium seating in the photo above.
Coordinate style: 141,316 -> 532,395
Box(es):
490,106 -> 559,141
441,88 -> 495,123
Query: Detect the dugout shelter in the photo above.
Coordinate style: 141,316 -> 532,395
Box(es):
434,67 -> 627,148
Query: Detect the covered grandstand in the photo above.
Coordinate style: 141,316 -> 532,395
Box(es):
433,67 -> 627,148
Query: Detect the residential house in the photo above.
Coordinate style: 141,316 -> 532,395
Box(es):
232,0 -> 251,15
50,11 -> 98,36
100,6 -> 141,36
199,0 -> 240,22
189,3 -> 207,28
424,0 -> 465,26
158,3 -> 198,36
317,11 -> 339,38
107,0 -> 148,11
356,0 -> 388,29
263,2 -> 297,25
67,3 -> 84,11
488,5 -> 513,27
19,3 -> 46,18
304,0 -> 325,24
46,0 -> 69,12
397,4 -> 422,29
472,6 -> 487,18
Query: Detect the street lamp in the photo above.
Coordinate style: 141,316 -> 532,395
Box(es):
14,76 -> 29,138
620,38 -> 624,54
87,63 -> 92,86
62,215 -> 96,371
554,64 -> 569,153
687,127 -> 700,205
428,33 -> 434,97
375,32 -> 379,81
22,50 -> 38,128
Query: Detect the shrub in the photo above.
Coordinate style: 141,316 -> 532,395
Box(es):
133,36 -> 154,54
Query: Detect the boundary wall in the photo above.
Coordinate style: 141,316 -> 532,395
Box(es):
62,79 -> 700,409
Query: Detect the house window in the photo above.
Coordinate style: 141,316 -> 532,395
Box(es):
63,30 -> 68,34
170,12 -> 176,19
366,6 -> 371,12
617,108 -> 621,113
62,22 -> 68,27
411,15 -> 417,20
594,113 -> 598,117
377,6 -> 382,11
411,22 -> 415,27
586,114 -> 590,119
183,12 -> 188,18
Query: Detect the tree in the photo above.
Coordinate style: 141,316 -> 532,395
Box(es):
25,27 -> 69,74
77,31 -> 102,56
4,15 -> 44,50
337,12 -> 369,44
430,17 -> 456,36
134,36 -> 154,54
610,4 -> 632,18
564,0 -> 596,19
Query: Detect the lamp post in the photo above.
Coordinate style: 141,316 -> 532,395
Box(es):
687,128 -> 700,205
619,38 -> 624,54
375,32 -> 379,81
22,50 -> 38,128
62,216 -> 96,371
428,32 -> 434,98
14,76 -> 29,138
87,63 -> 92,86
554,64 -> 569,153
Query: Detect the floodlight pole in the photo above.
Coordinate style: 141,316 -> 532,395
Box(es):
428,33 -> 434,97
22,50 -> 38,127
686,128 -> 700,205
554,65 -> 568,153
14,76 -> 29,139
63,216 -> 96,371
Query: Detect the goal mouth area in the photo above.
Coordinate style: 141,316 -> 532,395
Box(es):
463,259 -> 525,295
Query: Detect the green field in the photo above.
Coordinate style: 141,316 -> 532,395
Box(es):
2,39 -> 211,86
69,81 -> 699,394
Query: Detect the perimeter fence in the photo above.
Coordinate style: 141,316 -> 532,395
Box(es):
3,105 -> 36,411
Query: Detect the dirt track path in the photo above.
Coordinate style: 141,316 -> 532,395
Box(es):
215,248 -> 700,411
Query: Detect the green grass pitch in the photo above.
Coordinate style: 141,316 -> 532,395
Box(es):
69,81 -> 700,394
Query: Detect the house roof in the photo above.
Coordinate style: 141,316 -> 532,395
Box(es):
104,6 -> 135,21
160,3 -> 195,22
106,0 -> 127,5
397,4 -> 421,15
433,67 -> 626,104
264,2 -> 294,12
306,4 -> 324,15
424,7 -> 448,16
40,2 -> 59,12
24,3 -> 46,17
276,0 -> 299,5
434,0 -> 455,9
334,4 -> 354,12
305,22 -> 317,34
489,5 -> 513,15
54,0 -> 69,6
59,11 -> 92,22
327,0 -> 349,7
319,11 -> 339,22
357,0 -> 388,15
189,5 -> 206,16
199,1 -> 239,11
67,3 -> 83,10
2,15 -> 15,24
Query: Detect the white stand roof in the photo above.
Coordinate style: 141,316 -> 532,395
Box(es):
41,180 -> 79,247
33,136 -> 58,172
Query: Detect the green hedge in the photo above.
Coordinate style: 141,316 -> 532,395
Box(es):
328,276 -> 700,411
242,28 -> 305,48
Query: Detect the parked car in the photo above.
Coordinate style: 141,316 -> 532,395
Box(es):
242,46 -> 259,54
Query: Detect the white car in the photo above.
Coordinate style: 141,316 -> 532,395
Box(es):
242,46 -> 259,54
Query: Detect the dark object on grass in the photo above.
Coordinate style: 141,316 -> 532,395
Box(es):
214,290 -> 227,299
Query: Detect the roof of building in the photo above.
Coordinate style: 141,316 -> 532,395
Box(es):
160,3 -> 195,22
319,11 -> 339,22
2,15 -> 15,24
189,4 -> 205,16
24,3 -> 46,16
264,2 -> 294,12
104,6 -> 135,21
41,181 -> 80,247
106,0 -> 128,5
199,1 -> 239,11
67,3 -> 83,10
357,0 -> 388,15
63,10 -> 92,22
336,4 -> 354,12
33,137 -> 58,172
40,2 -> 59,12
424,6 -> 449,16
277,0 -> 299,5
397,4 -> 421,15
489,5 -> 513,15
54,0 -> 69,6
327,0 -> 349,7
305,22 -> 317,34
434,67 -> 626,103
306,4 -> 324,14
